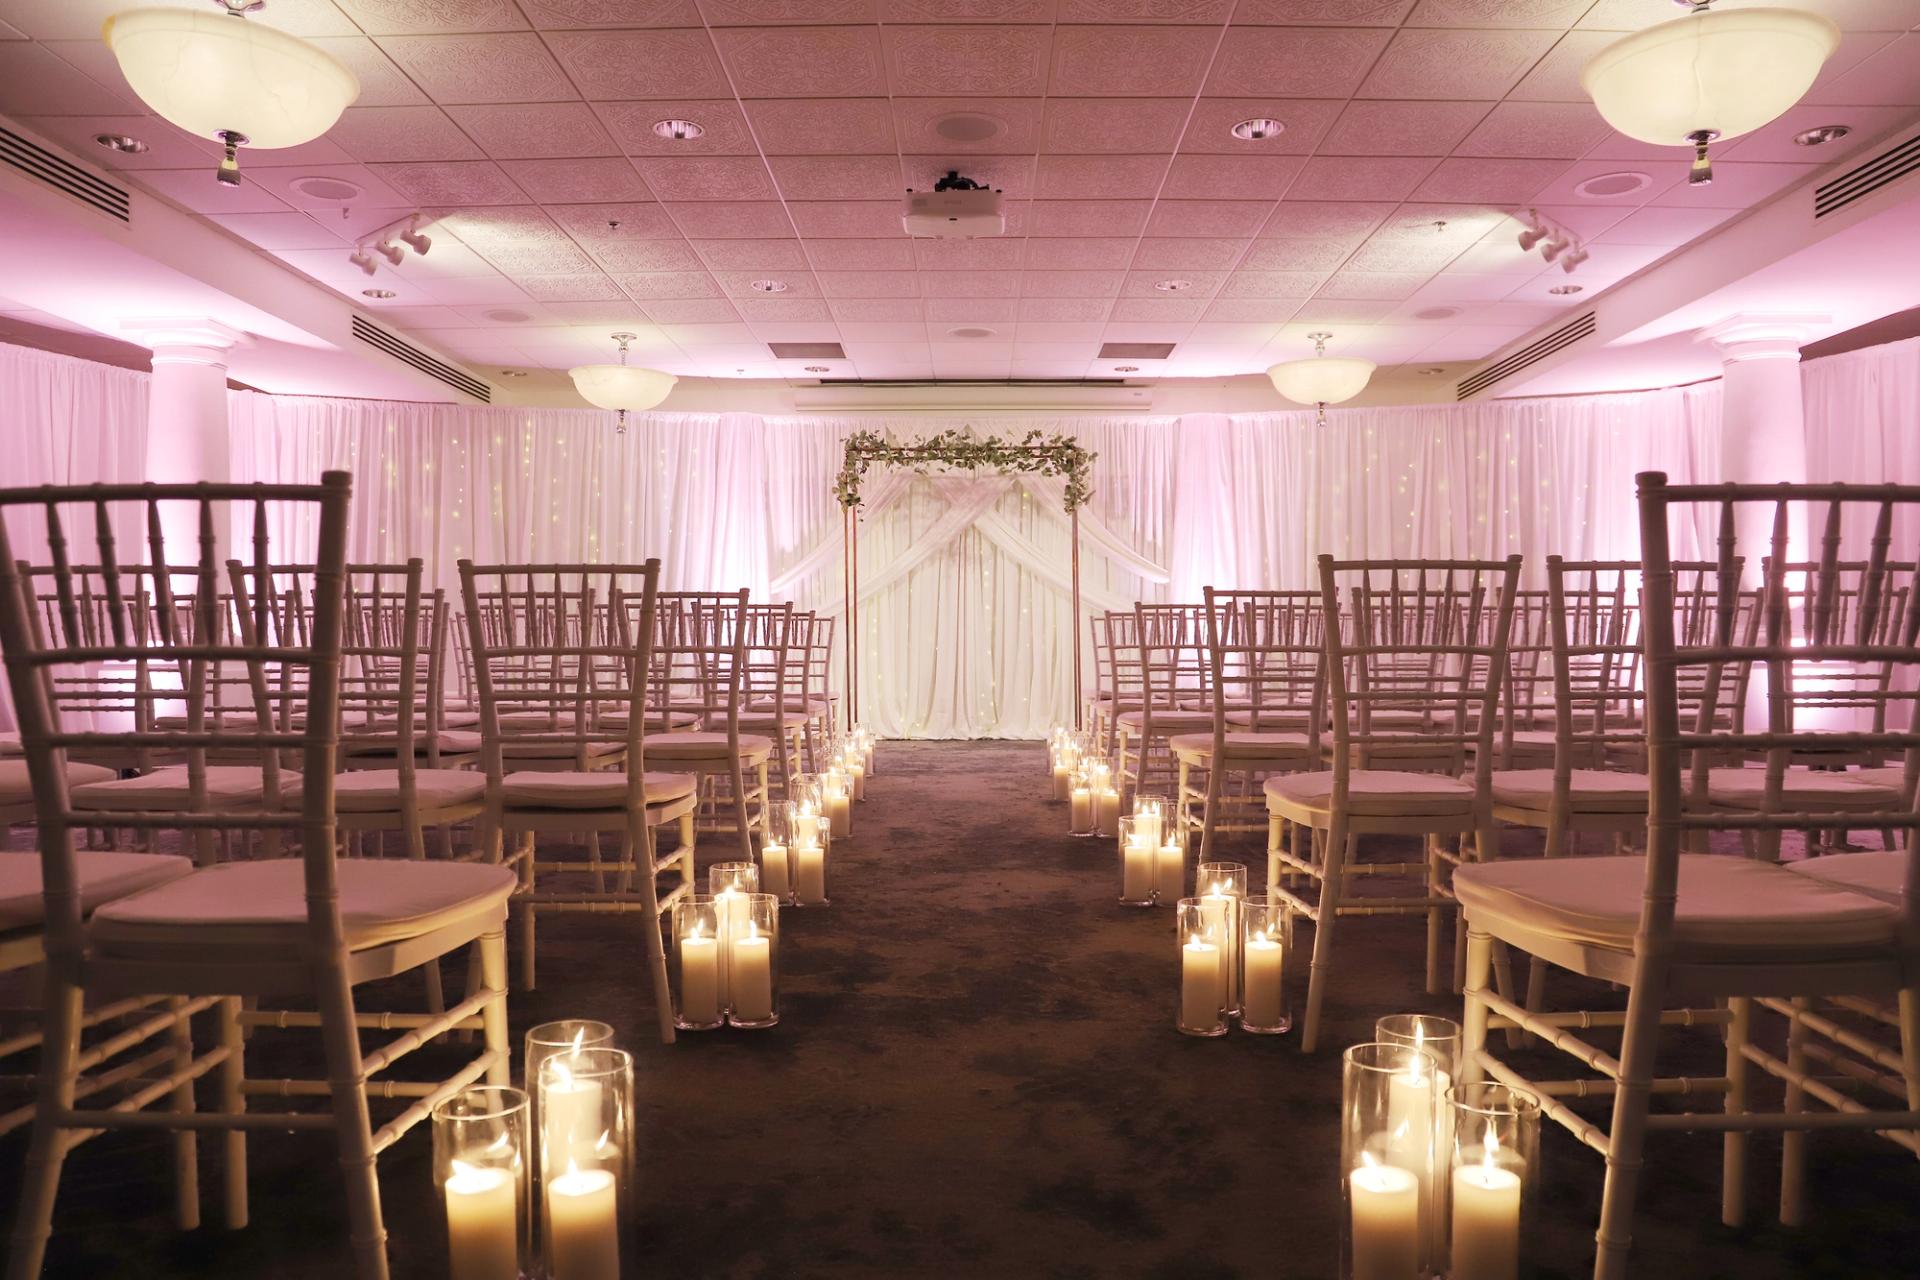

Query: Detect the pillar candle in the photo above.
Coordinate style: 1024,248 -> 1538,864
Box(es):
825,786 -> 852,839
546,1164 -> 620,1280
1451,1156 -> 1522,1280
1135,805 -> 1162,848
760,842 -> 791,898
1241,930 -> 1285,1027
729,926 -> 774,1023
1070,786 -> 1092,832
444,1161 -> 518,1280
1154,840 -> 1184,902
678,931 -> 720,1025
1121,834 -> 1153,900
1051,762 -> 1072,802
1179,935 -> 1221,1030
794,841 -> 827,905
849,761 -> 866,801
543,1067 -> 603,1169
1095,787 -> 1121,837
793,808 -> 822,846
1201,891 -> 1239,1010
1349,1156 -> 1420,1280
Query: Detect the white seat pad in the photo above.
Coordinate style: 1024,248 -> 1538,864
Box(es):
1455,854 -> 1899,960
0,850 -> 194,931
1117,709 -> 1217,731
2,760 -> 116,806
1266,769 -> 1475,817
1850,765 -> 1914,792
642,731 -> 774,762
317,769 -> 487,814
70,765 -> 297,812
1787,851 -> 1908,904
746,698 -> 829,717
501,770 -> 697,810
1705,766 -> 1903,810
500,738 -> 624,760
1170,731 -> 1312,760
90,858 -> 516,955
597,709 -> 704,731
0,733 -> 21,758
343,729 -> 483,757
1225,709 -> 1317,730
1490,769 -> 1649,815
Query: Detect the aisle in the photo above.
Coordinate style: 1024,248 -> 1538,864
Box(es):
13,741 -> 1920,1277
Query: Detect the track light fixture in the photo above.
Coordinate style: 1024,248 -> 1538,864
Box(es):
346,211 -> 436,277
374,241 -> 404,266
1560,246 -> 1590,272
1515,209 -> 1548,252
399,217 -> 431,255
1540,235 -> 1570,264
348,248 -> 376,276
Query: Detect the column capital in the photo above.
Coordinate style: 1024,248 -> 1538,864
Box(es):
120,317 -> 247,368
1694,312 -> 1829,363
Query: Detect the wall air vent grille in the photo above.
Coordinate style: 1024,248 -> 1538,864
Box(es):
0,124 -> 129,222
1097,342 -> 1175,360
1457,312 -> 1596,400
1814,130 -> 1920,219
350,316 -> 490,402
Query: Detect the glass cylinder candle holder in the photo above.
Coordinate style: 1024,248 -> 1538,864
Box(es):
847,751 -> 867,801
524,1020 -> 615,1100
432,1085 -> 529,1280
1443,1082 -> 1540,1280
1342,1041 -> 1444,1280
1116,815 -> 1156,906
788,772 -> 823,816
1376,1014 -> 1462,1086
759,833 -> 792,903
1174,897 -> 1228,1037
1049,740 -> 1078,802
1196,862 -> 1248,1015
785,795 -> 827,852
1130,792 -> 1169,848
821,767 -> 853,839
725,892 -> 780,1028
672,896 -> 724,1031
1154,822 -> 1187,905
1238,899 -> 1292,1034
1069,765 -> 1096,837
786,804 -> 831,906
537,1047 -> 633,1280
1094,766 -> 1121,838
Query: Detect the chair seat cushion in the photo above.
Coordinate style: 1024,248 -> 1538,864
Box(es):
342,729 -> 483,757
70,766 -> 296,812
1224,709 -> 1317,730
1170,731 -> 1312,761
0,850 -> 194,931
596,710 -> 704,731
323,769 -> 488,814
1787,851 -> 1907,904
0,733 -> 21,758
1705,767 -> 1904,810
1490,769 -> 1649,815
90,858 -> 517,955
495,711 -> 578,732
642,732 -> 774,763
1266,769 -> 1475,817
746,698 -> 829,718
1455,854 -> 1899,961
1117,709 -> 1217,731
500,738 -> 624,761
501,770 -> 697,811
2,760 -> 116,807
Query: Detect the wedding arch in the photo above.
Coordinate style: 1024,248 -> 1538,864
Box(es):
835,428 -> 1096,729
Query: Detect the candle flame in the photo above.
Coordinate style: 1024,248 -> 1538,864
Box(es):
594,1129 -> 613,1155
550,1059 -> 574,1089
1482,1120 -> 1501,1172
1360,1151 -> 1379,1171
747,920 -> 761,942
568,1026 -> 585,1060
485,1131 -> 511,1154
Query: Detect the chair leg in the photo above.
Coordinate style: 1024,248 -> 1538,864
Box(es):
517,830 -> 537,993
1722,996 -> 1752,1227
218,995 -> 248,1228
1593,964 -> 1669,1280
1425,835 -> 1446,995
1779,995 -> 1814,1226
1265,816 -> 1283,909
315,966 -> 390,1280
167,995 -> 201,1231
1199,762 -> 1224,865
729,759 -> 754,861
638,822 -> 678,1046
478,929 -> 511,1087
1301,820 -> 1349,1054
1460,926 -> 1493,1087
408,824 -> 446,1016
8,976 -> 83,1280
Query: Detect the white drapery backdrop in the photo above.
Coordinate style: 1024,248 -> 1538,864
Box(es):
1803,334 -> 1920,552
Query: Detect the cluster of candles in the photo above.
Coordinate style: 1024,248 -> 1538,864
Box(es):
676,864 -> 781,1030
1173,861 -> 1291,1037
1046,726 -> 1081,800
766,790 -> 831,907
434,1021 -> 636,1280
1341,1017 -> 1538,1280
1069,759 -> 1122,837
1116,796 -> 1187,906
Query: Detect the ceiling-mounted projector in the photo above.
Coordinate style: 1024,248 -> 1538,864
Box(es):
902,170 -> 1004,239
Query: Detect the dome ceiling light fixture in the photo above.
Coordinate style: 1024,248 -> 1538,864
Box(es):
1581,0 -> 1840,187
1267,332 -> 1375,427
104,1 -> 360,187
568,332 -> 676,434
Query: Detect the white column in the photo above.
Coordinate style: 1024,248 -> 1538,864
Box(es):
1696,312 -> 1826,576
123,318 -> 244,572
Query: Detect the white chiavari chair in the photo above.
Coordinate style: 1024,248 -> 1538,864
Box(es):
2,475 -> 514,1280
735,602 -> 807,799
1116,604 -> 1213,799
1453,476 -> 1920,1280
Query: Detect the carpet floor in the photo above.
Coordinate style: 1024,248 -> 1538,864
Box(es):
6,739 -> 1920,1278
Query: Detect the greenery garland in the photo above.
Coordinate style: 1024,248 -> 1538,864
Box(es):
834,428 -> 1096,511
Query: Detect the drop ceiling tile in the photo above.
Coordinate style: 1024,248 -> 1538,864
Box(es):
12,115 -> 213,171
1405,0 -> 1589,26
1524,203 -> 1631,239
928,298 -> 1020,323
920,270 -> 1024,297
1594,205 -> 1740,246
1720,104 -> 1913,163
1507,31 -> 1617,102
541,300 -> 655,325
427,205 -> 567,243
332,0 -> 528,35
691,238 -> 810,269
647,302 -> 747,325
1645,161 -> 1821,209
1019,199 -> 1146,237
763,155 -> 901,201
1360,28 -> 1557,99
1287,156 -> 1436,201
1058,0 -> 1228,20
902,154 -> 1034,197
1259,200 -> 1394,241
1555,242 -> 1669,278
1110,298 -> 1209,323
711,270 -> 820,298
1012,321 -> 1105,341
1206,27 -> 1391,98
327,106 -> 485,163
134,170 -> 291,215
1020,298 -> 1113,323
0,43 -> 140,115
583,240 -> 704,271
616,270 -> 726,299
369,161 -> 529,205
1442,240 -> 1549,275
1475,285 -> 1586,317
1022,271 -> 1125,297
275,247 -> 394,280
211,212 -> 349,251
1414,157 -> 1575,203
893,98 -> 1043,153
1343,238 -> 1466,272
1239,239 -> 1351,271
1199,299 -> 1302,323
358,303 -> 469,328
599,100 -> 756,154
1222,270 -> 1331,297
550,203 -> 681,239
1034,154 -> 1171,198
1162,154 -> 1306,200
1375,202 -> 1509,239
1146,200 -> 1273,238
519,274 -> 630,301
915,239 -> 1027,270
1009,238 -> 1128,270
547,28 -> 731,98
1530,158 -> 1688,205
1803,32 -> 1920,105
1042,99 -> 1191,154
1178,98 -> 1344,155
787,202 -> 904,237
307,38 -> 431,107
1289,299 -> 1397,323
235,136 -> 363,170
1100,323 -> 1192,343
720,26 -> 888,96
666,201 -> 795,237
1052,26 -> 1219,96
831,300 -> 925,323
816,271 -> 921,297
1402,272 -> 1522,302
738,99 -> 891,155
501,157 -> 654,202
7,0 -> 359,40
1455,101 -> 1611,159
1319,100 -> 1490,157
375,34 -> 574,103
811,239 -> 919,270
445,103 -> 619,159
701,0 -> 879,20
735,298 -> 834,321
1231,0 -> 1414,24
474,240 -> 601,273
451,303 -> 562,327
1126,238 -> 1242,270
1411,325 -> 1532,361
390,238 -> 502,277
523,0 -> 705,26
422,275 -> 543,303
635,156 -> 776,200
1316,270 -> 1430,300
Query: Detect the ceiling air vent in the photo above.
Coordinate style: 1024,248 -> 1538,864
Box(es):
0,124 -> 129,223
816,378 -> 1129,387
350,316 -> 490,403
1457,312 -> 1596,401
1098,342 -> 1176,360
768,342 -> 845,360
1814,130 -> 1920,220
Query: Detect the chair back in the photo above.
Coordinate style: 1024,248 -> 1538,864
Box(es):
649,589 -> 752,742
0,476 -> 353,953
1200,588 -> 1325,747
1541,559 -> 1646,773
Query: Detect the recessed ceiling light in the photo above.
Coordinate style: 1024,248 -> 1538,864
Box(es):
804,365 -> 830,372
1574,170 -> 1652,199
1413,306 -> 1460,320
1154,279 -> 1192,292
1418,367 -> 1448,376
1231,117 -> 1284,142
1548,283 -> 1584,295
499,369 -> 527,377
749,279 -> 788,293
1113,365 -> 1140,372
947,325 -> 997,339
93,133 -> 147,154
1794,124 -> 1851,147
289,175 -> 363,203
932,111 -> 1004,143
652,119 -> 705,141
361,288 -> 396,299
484,308 -> 532,323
